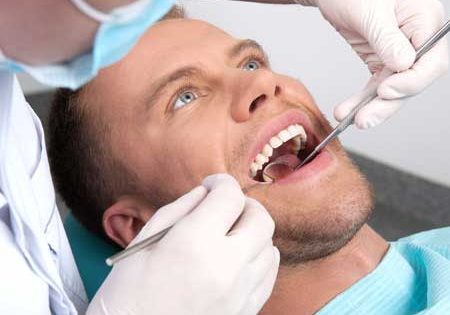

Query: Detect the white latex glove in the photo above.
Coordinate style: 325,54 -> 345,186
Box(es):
297,0 -> 449,129
87,174 -> 280,315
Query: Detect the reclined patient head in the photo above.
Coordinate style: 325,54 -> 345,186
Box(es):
49,15 -> 373,265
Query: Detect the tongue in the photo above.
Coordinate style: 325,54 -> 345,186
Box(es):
263,154 -> 301,181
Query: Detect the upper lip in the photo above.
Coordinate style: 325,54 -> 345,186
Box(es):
247,109 -> 318,170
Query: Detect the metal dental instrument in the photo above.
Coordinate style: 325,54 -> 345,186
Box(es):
297,18 -> 450,169
108,19 -> 450,267
106,226 -> 171,266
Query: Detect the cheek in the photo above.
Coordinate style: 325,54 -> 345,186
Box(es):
154,122 -> 228,192
279,75 -> 315,103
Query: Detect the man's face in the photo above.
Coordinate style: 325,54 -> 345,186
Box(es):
89,18 -> 373,263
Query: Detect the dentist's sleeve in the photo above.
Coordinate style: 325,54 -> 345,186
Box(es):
0,215 -> 51,314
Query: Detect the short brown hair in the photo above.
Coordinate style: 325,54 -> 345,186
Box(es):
48,6 -> 185,239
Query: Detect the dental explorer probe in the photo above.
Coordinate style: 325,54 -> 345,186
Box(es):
106,226 -> 171,266
107,19 -> 450,267
297,18 -> 450,168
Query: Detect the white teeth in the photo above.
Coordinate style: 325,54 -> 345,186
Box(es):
278,130 -> 291,142
262,144 -> 273,157
288,125 -> 299,135
250,123 -> 308,180
269,136 -> 283,148
298,125 -> 307,143
256,154 -> 269,165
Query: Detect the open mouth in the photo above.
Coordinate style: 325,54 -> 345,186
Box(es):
249,121 -> 319,183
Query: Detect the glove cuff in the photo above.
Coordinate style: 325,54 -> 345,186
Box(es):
292,0 -> 317,7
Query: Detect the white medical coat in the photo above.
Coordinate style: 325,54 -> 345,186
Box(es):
0,61 -> 88,313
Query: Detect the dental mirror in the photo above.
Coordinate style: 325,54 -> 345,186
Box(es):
262,155 -> 300,182
262,161 -> 295,182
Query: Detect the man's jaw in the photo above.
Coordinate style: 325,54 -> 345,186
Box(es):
245,109 -> 334,186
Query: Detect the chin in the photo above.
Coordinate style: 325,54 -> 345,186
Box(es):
248,155 -> 374,266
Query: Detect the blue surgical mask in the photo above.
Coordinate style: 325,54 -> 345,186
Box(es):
0,0 -> 175,90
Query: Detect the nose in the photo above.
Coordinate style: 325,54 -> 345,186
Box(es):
230,69 -> 282,123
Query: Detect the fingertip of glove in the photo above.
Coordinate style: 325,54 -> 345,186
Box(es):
356,115 -> 382,130
333,104 -> 350,122
190,185 -> 208,197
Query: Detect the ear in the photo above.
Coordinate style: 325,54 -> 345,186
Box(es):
103,196 -> 155,248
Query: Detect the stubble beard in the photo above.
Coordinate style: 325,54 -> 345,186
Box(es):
272,161 -> 374,266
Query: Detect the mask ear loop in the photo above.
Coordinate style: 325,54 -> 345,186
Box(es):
69,0 -> 153,23
69,0 -> 114,22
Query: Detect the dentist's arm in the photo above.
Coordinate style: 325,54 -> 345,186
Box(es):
241,0 -> 449,129
87,174 -> 280,315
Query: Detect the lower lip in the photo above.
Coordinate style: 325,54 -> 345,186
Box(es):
272,149 -> 334,185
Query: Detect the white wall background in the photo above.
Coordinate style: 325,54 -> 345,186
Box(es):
20,0 -> 450,187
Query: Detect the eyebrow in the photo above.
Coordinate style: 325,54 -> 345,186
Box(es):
144,39 -> 267,110
227,39 -> 267,60
145,66 -> 205,110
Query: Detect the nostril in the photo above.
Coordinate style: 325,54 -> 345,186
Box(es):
249,94 -> 266,113
274,85 -> 281,97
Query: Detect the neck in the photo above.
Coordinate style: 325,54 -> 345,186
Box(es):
260,225 -> 389,315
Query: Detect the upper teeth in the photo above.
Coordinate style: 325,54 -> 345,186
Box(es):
250,124 -> 307,179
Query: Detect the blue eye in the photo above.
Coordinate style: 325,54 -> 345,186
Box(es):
174,90 -> 198,109
243,60 -> 261,71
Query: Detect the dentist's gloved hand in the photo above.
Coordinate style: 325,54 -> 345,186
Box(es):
298,0 -> 449,129
87,174 -> 280,315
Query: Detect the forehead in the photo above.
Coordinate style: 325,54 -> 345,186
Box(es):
145,18 -> 234,59
90,19 -> 238,107
115,18 -> 235,77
